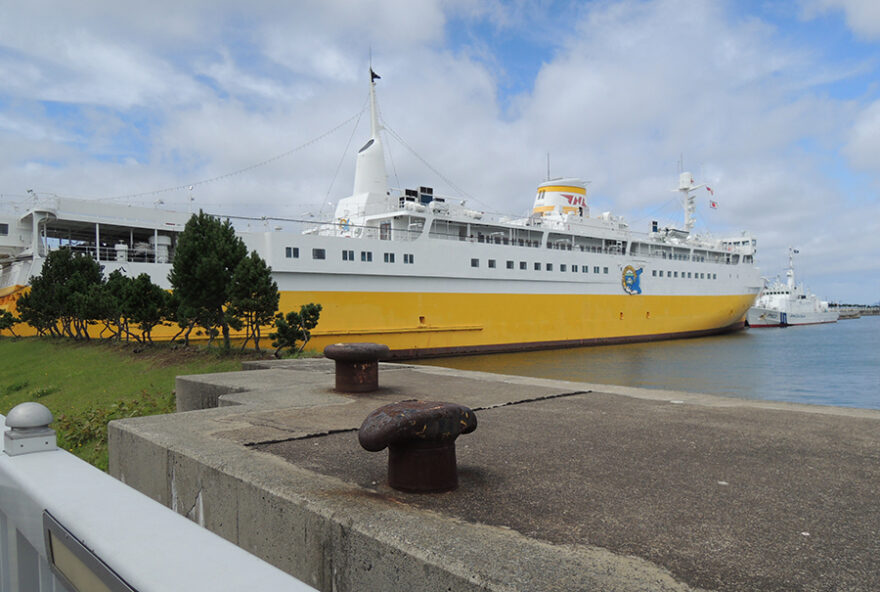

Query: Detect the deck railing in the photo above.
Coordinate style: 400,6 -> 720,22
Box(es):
0,402 -> 317,592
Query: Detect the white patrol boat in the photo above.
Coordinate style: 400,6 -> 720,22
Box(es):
747,248 -> 838,328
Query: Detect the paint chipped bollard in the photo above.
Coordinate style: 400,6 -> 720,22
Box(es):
359,400 -> 477,493
323,342 -> 390,393
4,401 -> 57,456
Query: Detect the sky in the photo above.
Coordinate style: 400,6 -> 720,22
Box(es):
1,0 -> 878,303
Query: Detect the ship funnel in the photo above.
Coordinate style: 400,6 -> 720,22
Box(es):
352,70 -> 388,197
532,179 -> 588,218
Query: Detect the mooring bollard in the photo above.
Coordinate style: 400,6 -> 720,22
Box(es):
323,342 -> 390,393
358,400 -> 477,493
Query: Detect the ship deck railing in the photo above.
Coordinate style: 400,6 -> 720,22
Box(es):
0,407 -> 317,592
34,243 -> 170,265
31,229 -> 744,269
14,210 -> 749,268
306,219 -> 742,263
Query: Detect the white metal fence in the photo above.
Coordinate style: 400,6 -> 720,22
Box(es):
0,403 -> 316,592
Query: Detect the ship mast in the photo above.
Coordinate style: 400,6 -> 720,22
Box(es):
675,172 -> 705,234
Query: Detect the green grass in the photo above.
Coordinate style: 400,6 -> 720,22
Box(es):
0,338 -> 261,470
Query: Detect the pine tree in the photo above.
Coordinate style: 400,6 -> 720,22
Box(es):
126,273 -> 169,343
270,303 -> 322,358
102,270 -> 132,340
0,309 -> 19,337
17,248 -> 103,339
168,211 -> 247,350
228,251 -> 280,352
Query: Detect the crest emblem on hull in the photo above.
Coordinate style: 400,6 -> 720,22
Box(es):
622,265 -> 643,295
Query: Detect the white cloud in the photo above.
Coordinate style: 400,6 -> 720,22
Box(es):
801,0 -> 880,39
517,1 -> 831,207
0,7 -> 204,109
844,100 -> 880,170
197,50 -> 299,103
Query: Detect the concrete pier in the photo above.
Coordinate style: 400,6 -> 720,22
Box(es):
109,359 -> 880,592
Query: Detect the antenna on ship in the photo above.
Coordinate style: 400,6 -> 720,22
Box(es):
674,171 -> 705,235
787,247 -> 799,290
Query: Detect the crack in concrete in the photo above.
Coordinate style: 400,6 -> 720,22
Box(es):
186,488 -> 204,527
243,390 -> 591,447
470,389 -> 591,412
244,427 -> 359,447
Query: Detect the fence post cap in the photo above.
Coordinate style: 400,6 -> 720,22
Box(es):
6,402 -> 54,430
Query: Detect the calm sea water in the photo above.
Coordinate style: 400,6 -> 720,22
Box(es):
417,316 -> 880,410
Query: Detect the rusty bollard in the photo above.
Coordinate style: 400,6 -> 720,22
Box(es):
323,342 -> 390,393
358,400 -> 477,493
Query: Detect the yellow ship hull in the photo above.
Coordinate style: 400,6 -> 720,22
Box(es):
278,290 -> 754,358
2,285 -> 754,357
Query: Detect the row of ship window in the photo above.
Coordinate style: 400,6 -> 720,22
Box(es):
652,269 -> 718,280
283,247 -> 720,280
467,258 -> 719,280
471,258 -> 610,274
285,247 -> 415,264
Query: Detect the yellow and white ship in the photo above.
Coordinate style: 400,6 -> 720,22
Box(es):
0,73 -> 762,357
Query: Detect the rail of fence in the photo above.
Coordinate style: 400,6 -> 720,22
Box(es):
0,402 -> 316,592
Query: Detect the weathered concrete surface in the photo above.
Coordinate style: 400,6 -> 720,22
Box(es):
109,360 -> 880,592
175,358 -> 336,410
